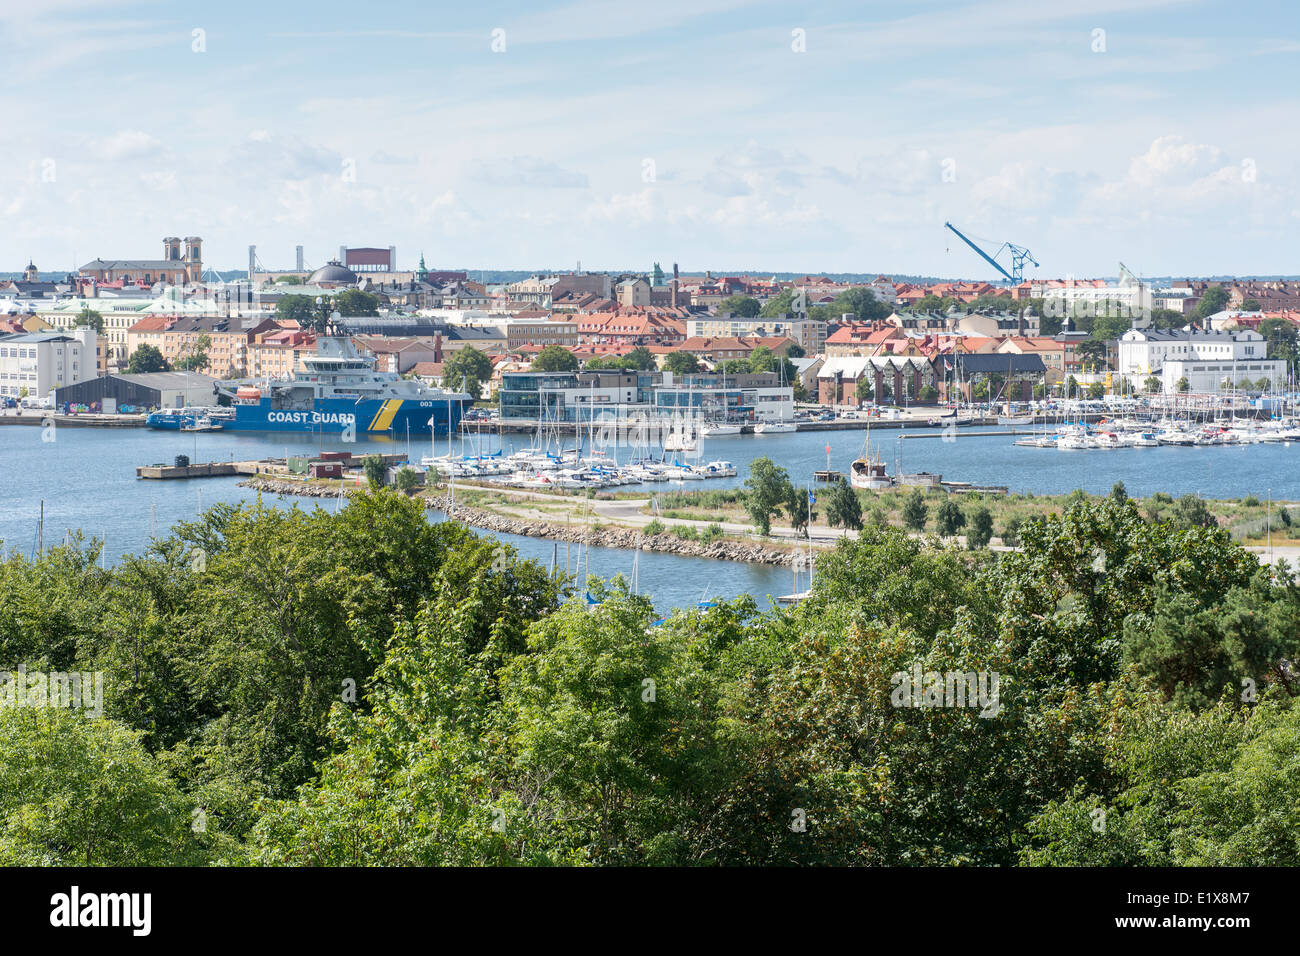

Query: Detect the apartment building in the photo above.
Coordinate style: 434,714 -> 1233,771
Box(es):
507,317 -> 579,350
0,329 -> 97,398
686,313 -> 826,353
126,315 -> 283,378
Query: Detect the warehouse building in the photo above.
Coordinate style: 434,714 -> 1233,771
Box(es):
54,372 -> 216,412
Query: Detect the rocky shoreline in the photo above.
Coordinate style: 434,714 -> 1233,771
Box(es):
238,477 -> 801,566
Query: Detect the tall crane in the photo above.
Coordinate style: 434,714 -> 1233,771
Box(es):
943,221 -> 1039,284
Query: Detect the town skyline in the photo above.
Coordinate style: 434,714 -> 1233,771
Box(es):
4,0 -> 1297,277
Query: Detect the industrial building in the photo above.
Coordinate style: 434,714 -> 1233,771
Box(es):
54,372 -> 217,412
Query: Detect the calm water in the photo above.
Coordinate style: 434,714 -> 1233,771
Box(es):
0,423 -> 793,612
2,420 -> 1296,610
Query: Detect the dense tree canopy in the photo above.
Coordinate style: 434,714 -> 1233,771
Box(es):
0,492 -> 1295,866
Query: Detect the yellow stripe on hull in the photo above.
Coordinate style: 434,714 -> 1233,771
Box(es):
371,399 -> 403,432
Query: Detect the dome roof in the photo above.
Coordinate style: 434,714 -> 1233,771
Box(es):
308,260 -> 358,285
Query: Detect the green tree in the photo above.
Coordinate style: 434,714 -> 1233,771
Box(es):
1086,382 -> 1105,400
394,466 -> 420,494
747,345 -> 775,373
663,351 -> 700,376
827,287 -> 892,322
824,478 -> 863,531
624,346 -> 658,370
76,307 -> 104,333
902,488 -> 928,532
743,457 -> 792,536
0,709 -> 209,866
1000,515 -> 1023,547
276,294 -> 316,325
935,498 -> 966,540
1194,285 -> 1229,319
1240,298 -> 1261,312
175,333 -> 212,372
717,294 -> 760,317
1076,339 -> 1109,370
126,344 -> 170,373
966,505 -> 993,549
1176,376 -> 1190,393
759,288 -> 796,318
363,455 -> 386,488
531,344 -> 580,373
1144,376 -> 1161,394
1257,317 -> 1298,376
333,289 -> 380,317
782,484 -> 816,537
445,346 -> 494,400
1149,307 -> 1186,330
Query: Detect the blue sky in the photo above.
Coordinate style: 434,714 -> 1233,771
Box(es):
3,0 -> 1298,279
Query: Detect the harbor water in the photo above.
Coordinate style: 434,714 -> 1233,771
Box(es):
3,421 -> 1298,610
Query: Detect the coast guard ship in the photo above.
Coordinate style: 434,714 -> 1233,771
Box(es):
212,334 -> 470,435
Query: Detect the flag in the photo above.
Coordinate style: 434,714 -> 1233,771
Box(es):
808,491 -> 816,506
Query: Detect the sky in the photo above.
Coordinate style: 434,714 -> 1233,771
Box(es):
2,0 -> 1298,280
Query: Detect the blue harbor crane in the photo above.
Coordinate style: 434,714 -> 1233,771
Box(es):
943,221 -> 1039,284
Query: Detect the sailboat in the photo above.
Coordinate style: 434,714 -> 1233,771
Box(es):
850,428 -> 893,489
662,413 -> 699,451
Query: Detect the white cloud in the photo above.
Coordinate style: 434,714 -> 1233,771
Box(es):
472,156 -> 589,189
92,130 -> 163,162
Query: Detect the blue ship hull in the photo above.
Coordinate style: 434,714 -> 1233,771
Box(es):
145,412 -> 193,430
221,397 -> 463,435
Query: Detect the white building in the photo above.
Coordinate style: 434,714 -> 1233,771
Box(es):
0,329 -> 97,399
1118,327 -> 1284,393
1029,268 -> 1153,322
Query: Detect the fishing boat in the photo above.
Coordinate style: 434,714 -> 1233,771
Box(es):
850,430 -> 892,489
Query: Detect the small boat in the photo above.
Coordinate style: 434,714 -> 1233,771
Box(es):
180,415 -> 223,432
700,422 -> 743,436
1056,433 -> 1096,450
693,460 -> 737,477
998,415 -> 1035,426
754,421 -> 796,434
146,410 -> 193,430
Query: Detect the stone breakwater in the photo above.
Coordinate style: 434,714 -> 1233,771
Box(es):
237,477 -> 802,566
